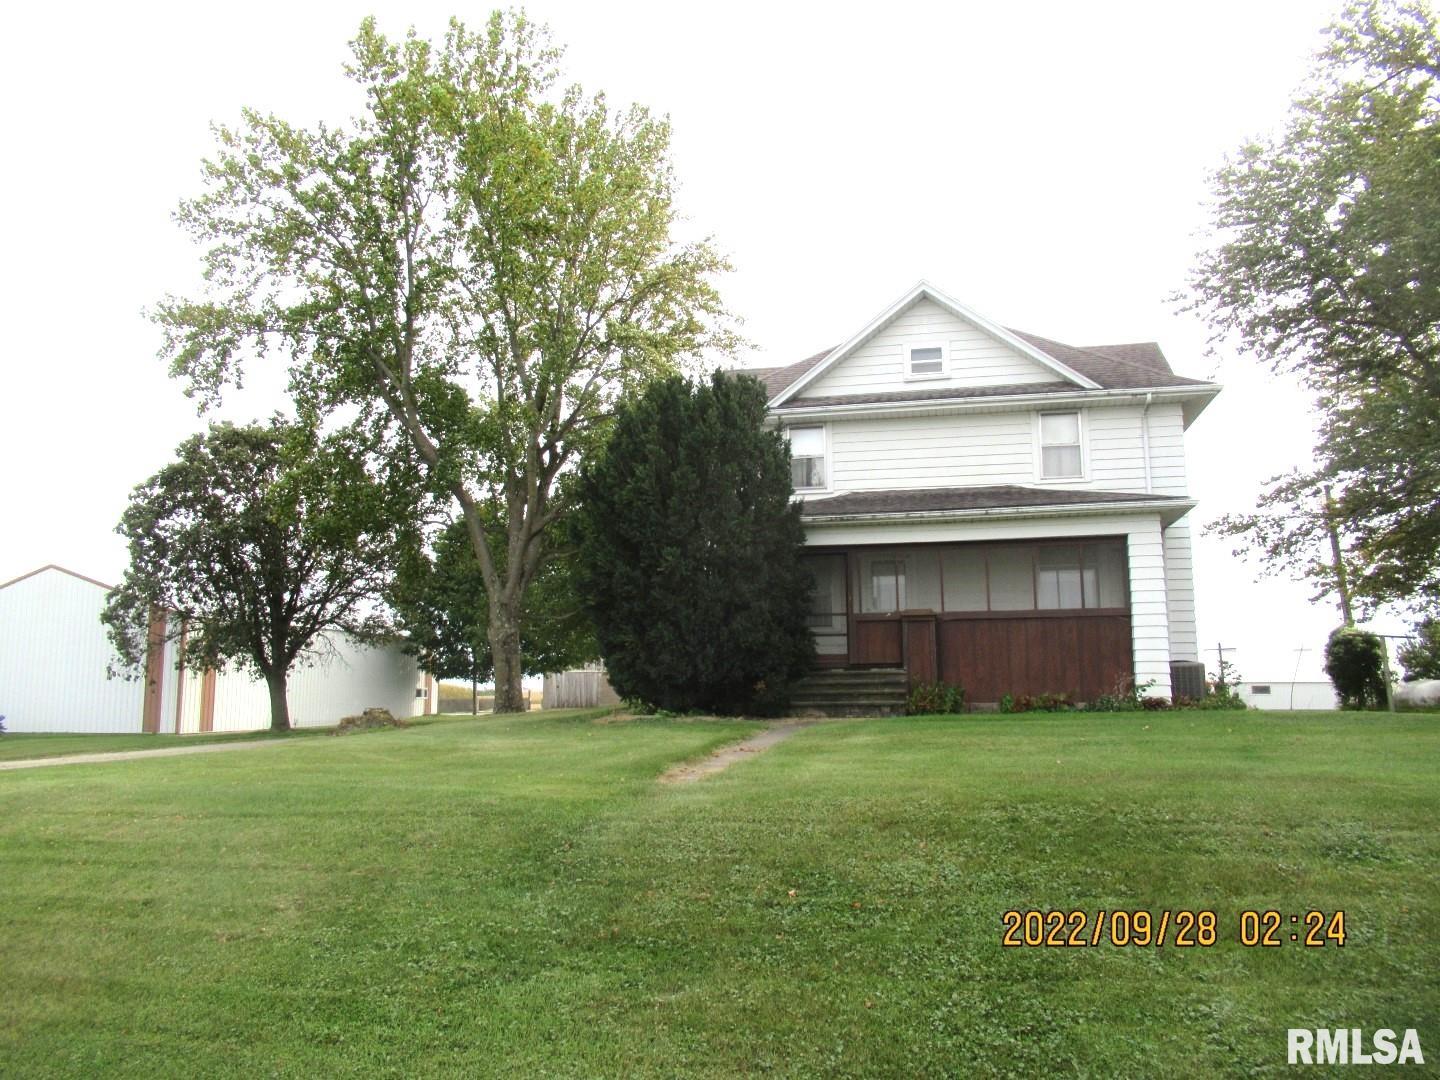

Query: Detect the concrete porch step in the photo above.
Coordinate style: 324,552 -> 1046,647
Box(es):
789,668 -> 909,718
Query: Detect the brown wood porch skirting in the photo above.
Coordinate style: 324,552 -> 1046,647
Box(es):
853,611 -> 1133,703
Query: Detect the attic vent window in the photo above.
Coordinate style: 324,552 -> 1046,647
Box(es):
906,344 -> 946,378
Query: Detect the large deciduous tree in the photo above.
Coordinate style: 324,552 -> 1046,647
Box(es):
1397,616 -> 1440,679
574,372 -> 815,716
103,420 -> 408,731
157,15 -> 734,711
390,515 -> 597,711
1188,1 -> 1440,616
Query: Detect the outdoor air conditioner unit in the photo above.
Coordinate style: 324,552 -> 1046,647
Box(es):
1170,661 -> 1207,702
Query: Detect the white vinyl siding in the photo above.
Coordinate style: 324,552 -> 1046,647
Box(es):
800,298 -> 1063,398
818,403 -> 1189,499
828,411 -> 1034,490
1145,404 -> 1190,495
1125,516 -> 1173,695
1163,521 -> 1199,662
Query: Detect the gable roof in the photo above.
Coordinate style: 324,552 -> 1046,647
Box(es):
0,564 -> 115,592
737,283 -> 1217,407
768,282 -> 1102,407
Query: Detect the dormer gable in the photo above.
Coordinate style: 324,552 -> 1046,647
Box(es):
770,282 -> 1099,407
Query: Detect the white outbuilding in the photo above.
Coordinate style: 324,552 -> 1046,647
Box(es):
0,564 -> 430,733
1236,680 -> 1338,711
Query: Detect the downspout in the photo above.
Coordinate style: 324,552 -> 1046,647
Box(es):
1140,392 -> 1154,495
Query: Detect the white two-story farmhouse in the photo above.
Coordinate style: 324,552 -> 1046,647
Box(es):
753,282 -> 1218,704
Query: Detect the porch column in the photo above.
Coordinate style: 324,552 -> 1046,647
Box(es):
1163,521 -> 1199,663
1125,517 -> 1173,699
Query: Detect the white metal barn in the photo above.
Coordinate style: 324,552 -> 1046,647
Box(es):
0,565 -> 429,733
1237,681 -> 1338,711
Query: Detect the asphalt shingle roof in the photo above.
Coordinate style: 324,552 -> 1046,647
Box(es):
773,381 -> 1077,411
798,485 -> 1188,518
1006,331 -> 1210,390
738,329 -> 1213,408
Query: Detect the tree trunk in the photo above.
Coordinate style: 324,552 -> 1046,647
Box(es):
1324,485 -> 1355,627
489,597 -> 525,713
471,668 -> 479,715
264,667 -> 291,731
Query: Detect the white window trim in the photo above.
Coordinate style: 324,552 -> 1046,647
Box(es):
902,341 -> 949,382
786,422 -> 831,494
1035,409 -> 1087,482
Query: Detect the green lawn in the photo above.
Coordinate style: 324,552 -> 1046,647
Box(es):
0,710 -> 1435,1076
0,726 -> 335,763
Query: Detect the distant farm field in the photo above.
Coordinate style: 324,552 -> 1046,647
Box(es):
0,710 -> 1435,1076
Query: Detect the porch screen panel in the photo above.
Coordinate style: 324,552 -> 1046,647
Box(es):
860,555 -> 906,613
802,555 -> 848,656
907,549 -> 941,611
987,546 -> 1034,610
1086,543 -> 1127,608
1036,545 -> 1084,609
941,548 -> 987,612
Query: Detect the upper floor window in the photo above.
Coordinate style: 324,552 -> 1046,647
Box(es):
1039,411 -> 1083,479
787,425 -> 826,490
905,343 -> 946,379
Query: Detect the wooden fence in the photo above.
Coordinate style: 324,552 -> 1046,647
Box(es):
541,669 -> 620,709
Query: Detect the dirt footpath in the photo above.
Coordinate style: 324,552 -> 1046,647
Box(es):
658,720 -> 816,783
0,738 -> 304,772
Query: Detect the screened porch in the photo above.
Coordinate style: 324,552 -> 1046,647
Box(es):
801,537 -> 1135,703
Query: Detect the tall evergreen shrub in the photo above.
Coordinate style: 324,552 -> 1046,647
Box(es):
1324,626 -> 1390,709
575,372 -> 815,714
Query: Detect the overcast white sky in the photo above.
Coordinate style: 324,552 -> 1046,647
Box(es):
0,0 -> 1402,681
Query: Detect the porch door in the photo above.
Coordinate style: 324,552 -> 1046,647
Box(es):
851,549 -> 942,681
802,553 -> 849,666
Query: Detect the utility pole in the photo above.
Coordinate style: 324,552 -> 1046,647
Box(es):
1324,485 -> 1355,627
1289,646 -> 1307,711
1380,639 -> 1396,713
1375,633 -> 1408,714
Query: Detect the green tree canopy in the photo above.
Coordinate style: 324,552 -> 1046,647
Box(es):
574,372 -> 815,716
103,419 -> 410,730
157,14 -> 734,711
1189,1 -> 1440,616
390,514 -> 597,710
1397,617 -> 1440,680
